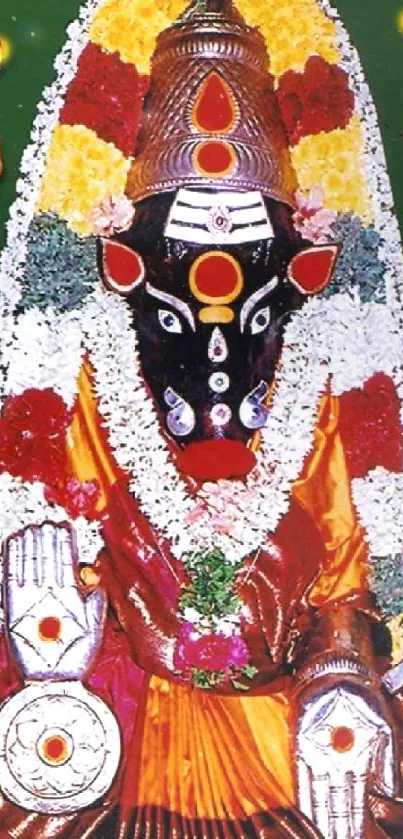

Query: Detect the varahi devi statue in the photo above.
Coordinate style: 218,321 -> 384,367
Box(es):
0,0 -> 403,836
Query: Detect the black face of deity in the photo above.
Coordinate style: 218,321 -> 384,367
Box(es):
99,193 -> 307,475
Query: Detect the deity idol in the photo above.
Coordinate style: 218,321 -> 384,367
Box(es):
0,1 -> 403,837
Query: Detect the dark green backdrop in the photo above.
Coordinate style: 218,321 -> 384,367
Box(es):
0,0 -> 402,249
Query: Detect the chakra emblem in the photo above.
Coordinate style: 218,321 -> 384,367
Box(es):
0,681 -> 121,814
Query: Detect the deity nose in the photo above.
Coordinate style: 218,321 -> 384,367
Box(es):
208,327 -> 228,363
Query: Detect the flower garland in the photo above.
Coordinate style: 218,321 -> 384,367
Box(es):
0,0 -> 104,311
80,287 -> 330,565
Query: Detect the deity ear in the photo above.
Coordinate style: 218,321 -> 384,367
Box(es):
100,239 -> 145,295
287,243 -> 341,295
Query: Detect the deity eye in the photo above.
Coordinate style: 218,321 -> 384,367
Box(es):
158,309 -> 183,334
250,306 -> 271,335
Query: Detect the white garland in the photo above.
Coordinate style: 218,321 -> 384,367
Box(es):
0,0 -> 103,313
79,288 -> 401,564
0,473 -> 103,566
1,308 -> 84,409
352,467 -> 403,557
319,0 -> 403,416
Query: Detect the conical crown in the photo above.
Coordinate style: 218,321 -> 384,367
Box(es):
126,0 -> 297,205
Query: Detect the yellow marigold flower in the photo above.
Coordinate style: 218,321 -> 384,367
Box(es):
387,615 -> 403,666
90,0 -> 188,74
290,115 -> 373,223
236,0 -> 339,78
38,125 -> 130,236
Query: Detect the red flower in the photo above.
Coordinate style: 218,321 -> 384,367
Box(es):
60,42 -> 149,156
276,56 -> 354,145
338,373 -> 403,479
174,623 -> 250,675
0,388 -> 71,485
45,477 -> 100,519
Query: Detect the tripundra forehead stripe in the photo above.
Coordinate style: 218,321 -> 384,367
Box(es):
164,189 -> 274,246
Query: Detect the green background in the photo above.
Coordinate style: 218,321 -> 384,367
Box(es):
0,0 -> 402,249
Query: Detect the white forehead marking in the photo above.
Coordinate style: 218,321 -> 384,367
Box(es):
145,281 -> 196,331
164,189 -> 274,245
240,277 -> 279,333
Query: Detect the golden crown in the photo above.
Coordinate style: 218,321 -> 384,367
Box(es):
126,0 -> 297,206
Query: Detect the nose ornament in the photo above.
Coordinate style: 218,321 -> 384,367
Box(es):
208,327 -> 228,363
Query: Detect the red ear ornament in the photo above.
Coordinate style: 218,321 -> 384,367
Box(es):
288,244 -> 341,295
101,240 -> 145,294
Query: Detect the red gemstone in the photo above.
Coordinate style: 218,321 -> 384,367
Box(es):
102,240 -> 144,293
194,254 -> 240,298
288,244 -> 340,295
38,616 -> 62,642
331,726 -> 355,753
193,72 -> 236,133
194,140 -> 235,176
44,736 -> 66,761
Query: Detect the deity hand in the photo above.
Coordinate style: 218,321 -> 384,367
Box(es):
4,521 -> 106,681
295,679 -> 397,839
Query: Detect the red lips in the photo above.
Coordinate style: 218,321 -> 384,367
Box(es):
177,439 -> 256,481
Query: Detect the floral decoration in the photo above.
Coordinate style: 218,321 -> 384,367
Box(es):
60,42 -> 149,157
38,124 -> 130,236
276,56 -> 354,146
290,115 -> 373,221
23,214 -> 98,312
0,389 -> 71,486
292,186 -> 337,243
324,212 -> 384,302
338,373 -> 403,480
88,194 -> 135,236
89,0 -> 189,74
174,621 -> 255,689
236,0 -> 339,78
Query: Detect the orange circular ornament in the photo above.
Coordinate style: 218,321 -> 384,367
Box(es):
189,251 -> 243,304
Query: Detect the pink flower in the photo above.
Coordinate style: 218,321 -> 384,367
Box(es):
174,622 -> 250,674
89,194 -> 135,236
45,477 -> 100,519
292,186 -> 337,243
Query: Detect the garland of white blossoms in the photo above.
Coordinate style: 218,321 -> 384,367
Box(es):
79,287 -> 402,566
0,0 -> 103,313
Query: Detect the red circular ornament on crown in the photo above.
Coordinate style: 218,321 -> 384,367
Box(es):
193,140 -> 236,177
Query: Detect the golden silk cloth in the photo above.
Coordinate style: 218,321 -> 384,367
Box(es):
64,363 -> 369,827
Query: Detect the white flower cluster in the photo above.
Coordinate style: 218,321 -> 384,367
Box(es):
0,473 -> 103,566
0,0 -> 103,312
319,0 -> 403,413
1,308 -> 84,408
352,467 -> 403,556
